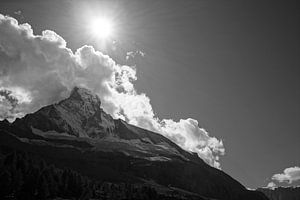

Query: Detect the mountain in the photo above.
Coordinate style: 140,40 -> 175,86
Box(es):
0,87 -> 268,200
257,187 -> 300,200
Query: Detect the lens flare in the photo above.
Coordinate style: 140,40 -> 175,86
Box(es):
89,17 -> 113,39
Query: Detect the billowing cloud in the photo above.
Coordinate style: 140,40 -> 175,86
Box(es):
266,182 -> 276,189
0,14 -> 224,168
0,87 -> 31,120
271,166 -> 300,184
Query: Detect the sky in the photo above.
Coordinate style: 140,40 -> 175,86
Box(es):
0,0 -> 299,189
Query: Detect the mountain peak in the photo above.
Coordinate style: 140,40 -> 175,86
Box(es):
68,86 -> 101,107
16,86 -> 114,138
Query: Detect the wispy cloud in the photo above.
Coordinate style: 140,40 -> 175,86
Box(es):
0,14 -> 224,168
126,50 -> 145,60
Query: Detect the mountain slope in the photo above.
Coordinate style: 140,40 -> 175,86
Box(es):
0,87 -> 268,200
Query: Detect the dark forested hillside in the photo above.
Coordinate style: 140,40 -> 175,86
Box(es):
0,150 -> 207,200
257,187 -> 300,200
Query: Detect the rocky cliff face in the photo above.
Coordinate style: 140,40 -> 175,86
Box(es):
0,87 -> 269,200
257,187 -> 300,200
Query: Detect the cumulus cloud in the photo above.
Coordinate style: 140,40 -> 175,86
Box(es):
0,14 -> 224,168
266,182 -> 276,189
271,166 -> 300,184
0,87 -> 31,120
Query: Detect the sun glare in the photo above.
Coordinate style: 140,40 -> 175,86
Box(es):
89,17 -> 113,39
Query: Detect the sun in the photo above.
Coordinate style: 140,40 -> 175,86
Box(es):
89,17 -> 113,39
